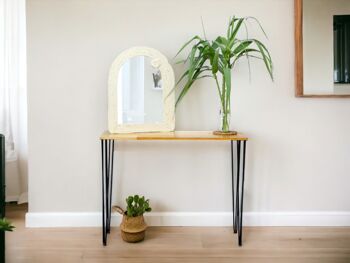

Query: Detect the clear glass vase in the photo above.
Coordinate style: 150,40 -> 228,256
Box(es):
219,109 -> 230,132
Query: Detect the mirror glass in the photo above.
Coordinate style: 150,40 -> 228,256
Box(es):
303,0 -> 350,95
117,56 -> 164,125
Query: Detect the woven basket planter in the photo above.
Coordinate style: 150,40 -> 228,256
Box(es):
120,214 -> 147,242
114,206 -> 147,243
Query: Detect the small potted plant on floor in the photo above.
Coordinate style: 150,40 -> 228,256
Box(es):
114,195 -> 152,243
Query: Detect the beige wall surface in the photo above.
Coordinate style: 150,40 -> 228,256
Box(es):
27,0 -> 350,214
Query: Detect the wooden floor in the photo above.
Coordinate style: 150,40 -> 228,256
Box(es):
5,204 -> 350,263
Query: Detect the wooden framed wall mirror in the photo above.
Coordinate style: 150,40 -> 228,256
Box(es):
295,0 -> 350,97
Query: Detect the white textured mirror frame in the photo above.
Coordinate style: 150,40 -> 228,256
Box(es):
108,47 -> 175,133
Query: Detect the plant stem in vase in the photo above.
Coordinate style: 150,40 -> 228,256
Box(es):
221,110 -> 230,133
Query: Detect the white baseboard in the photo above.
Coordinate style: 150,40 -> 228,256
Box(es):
25,211 -> 350,228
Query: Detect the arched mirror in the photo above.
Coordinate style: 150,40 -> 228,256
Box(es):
108,47 -> 175,133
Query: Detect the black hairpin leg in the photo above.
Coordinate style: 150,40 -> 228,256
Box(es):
238,140 -> 246,246
235,141 -> 241,235
230,141 -> 235,233
101,139 -> 115,246
107,140 -> 115,233
101,140 -> 107,246
231,140 -> 247,246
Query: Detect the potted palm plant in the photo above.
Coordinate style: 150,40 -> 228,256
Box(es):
114,195 -> 151,243
175,16 -> 273,134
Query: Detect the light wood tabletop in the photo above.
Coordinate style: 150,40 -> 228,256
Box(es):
100,131 -> 248,141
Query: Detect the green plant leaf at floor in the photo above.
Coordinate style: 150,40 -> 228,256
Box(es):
0,218 -> 15,232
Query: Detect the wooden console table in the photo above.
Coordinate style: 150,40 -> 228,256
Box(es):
100,131 -> 248,246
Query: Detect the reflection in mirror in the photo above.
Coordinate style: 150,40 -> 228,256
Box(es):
117,56 -> 163,125
334,15 -> 350,84
303,0 -> 350,95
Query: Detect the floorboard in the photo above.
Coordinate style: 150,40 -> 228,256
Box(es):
5,204 -> 350,263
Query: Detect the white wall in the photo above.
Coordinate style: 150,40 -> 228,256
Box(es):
303,0 -> 350,94
26,0 -> 350,225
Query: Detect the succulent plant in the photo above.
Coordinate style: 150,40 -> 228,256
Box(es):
125,195 -> 152,217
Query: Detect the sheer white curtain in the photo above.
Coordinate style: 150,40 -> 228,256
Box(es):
0,0 -> 27,203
